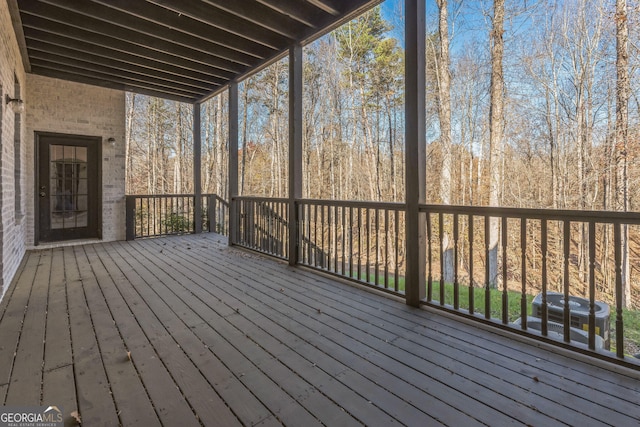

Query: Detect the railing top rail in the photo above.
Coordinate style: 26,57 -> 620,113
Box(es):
212,194 -> 229,205
233,196 -> 289,203
298,198 -> 406,211
419,204 -> 640,224
126,194 -> 200,199
126,193 -> 227,201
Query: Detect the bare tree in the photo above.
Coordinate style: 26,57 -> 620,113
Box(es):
488,0 -> 505,287
616,0 -> 631,307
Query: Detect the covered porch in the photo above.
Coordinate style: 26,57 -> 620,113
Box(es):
1,232 -> 637,426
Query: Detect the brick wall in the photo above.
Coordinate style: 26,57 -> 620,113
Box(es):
0,1 -> 27,297
1,1 -> 125,300
26,74 -> 126,245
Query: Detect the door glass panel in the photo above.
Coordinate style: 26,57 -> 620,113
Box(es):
78,178 -> 87,195
76,147 -> 87,162
50,144 -> 88,230
76,211 -> 88,227
50,145 -> 64,161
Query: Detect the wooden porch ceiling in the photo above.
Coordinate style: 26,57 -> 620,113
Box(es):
10,0 -> 380,103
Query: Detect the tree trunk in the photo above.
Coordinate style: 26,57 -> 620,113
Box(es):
125,93 -> 136,194
436,0 -> 455,284
615,0 -> 631,308
488,0 -> 505,288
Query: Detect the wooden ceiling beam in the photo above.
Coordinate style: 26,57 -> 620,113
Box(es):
30,60 -> 205,100
201,0 -> 307,38
21,2 -> 244,73
149,0 -> 290,49
29,55 -> 207,96
30,65 -> 197,103
306,0 -> 340,15
257,0 -> 327,27
88,0 -> 274,60
20,14 -> 239,80
29,40 -> 218,91
23,28 -> 225,86
41,0 -> 257,66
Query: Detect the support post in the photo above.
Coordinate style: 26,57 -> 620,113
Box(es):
405,0 -> 427,306
289,43 -> 303,266
125,195 -> 135,241
193,102 -> 202,234
228,82 -> 239,246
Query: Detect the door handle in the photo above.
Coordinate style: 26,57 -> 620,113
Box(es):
39,192 -> 46,197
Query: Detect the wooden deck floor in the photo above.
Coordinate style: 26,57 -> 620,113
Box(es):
0,234 -> 638,427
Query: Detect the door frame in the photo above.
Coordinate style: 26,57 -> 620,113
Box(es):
34,132 -> 103,245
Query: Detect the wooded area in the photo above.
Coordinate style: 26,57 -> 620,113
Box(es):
124,0 -> 639,309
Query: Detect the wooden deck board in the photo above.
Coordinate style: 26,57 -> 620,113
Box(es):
0,233 -> 637,427
64,246 -> 120,427
5,250 -> 51,405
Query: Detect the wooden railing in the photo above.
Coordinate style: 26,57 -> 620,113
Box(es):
234,196 -> 289,260
126,193 -> 640,366
420,204 -> 640,359
125,194 -> 228,239
298,199 -> 406,296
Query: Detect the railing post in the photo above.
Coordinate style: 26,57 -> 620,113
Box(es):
288,43 -> 303,266
228,82 -> 239,246
209,195 -> 216,233
404,0 -> 427,307
125,195 -> 136,241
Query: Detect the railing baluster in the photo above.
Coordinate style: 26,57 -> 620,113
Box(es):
588,221 -> 596,350
485,215 -> 490,319
519,218 -> 526,328
454,213 -> 459,310
366,208 -> 371,283
147,197 -> 150,237
394,210 -> 399,293
563,219 -> 571,344
468,214 -> 475,314
328,205 -> 333,271
334,205 -> 339,274
321,204 -> 325,268
314,204 -> 319,267
342,206 -> 346,275
307,203 -> 313,265
357,207 -> 362,281
502,217 -> 509,324
541,219 -> 548,337
439,212 -> 445,305
385,209 -> 390,290
614,222 -> 624,358
375,209 -> 380,287
427,212 -> 433,302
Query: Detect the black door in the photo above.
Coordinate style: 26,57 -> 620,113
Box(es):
37,133 -> 101,243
